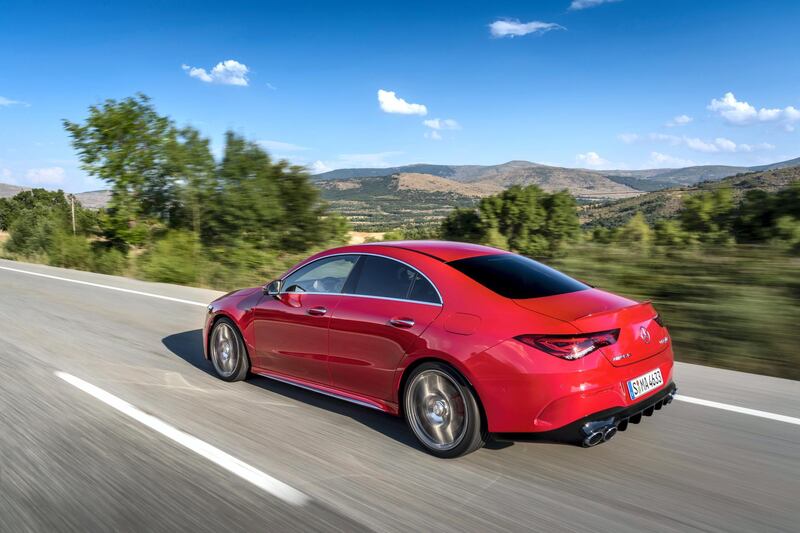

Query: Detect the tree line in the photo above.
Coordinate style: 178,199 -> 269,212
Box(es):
1,94 -> 348,286
381,181 -> 800,256
590,185 -> 800,251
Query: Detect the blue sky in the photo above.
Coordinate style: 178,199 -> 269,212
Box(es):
1,0 -> 799,192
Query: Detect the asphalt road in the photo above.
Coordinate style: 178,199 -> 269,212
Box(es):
0,258 -> 798,532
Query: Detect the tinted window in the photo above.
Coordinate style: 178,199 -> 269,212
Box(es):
350,256 -> 440,304
283,255 -> 358,294
448,254 -> 588,299
409,273 -> 440,304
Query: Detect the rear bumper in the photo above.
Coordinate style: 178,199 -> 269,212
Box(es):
470,339 -> 675,433
495,382 -> 677,444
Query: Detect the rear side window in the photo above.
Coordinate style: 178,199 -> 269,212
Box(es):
349,256 -> 441,304
448,254 -> 588,299
408,273 -> 440,304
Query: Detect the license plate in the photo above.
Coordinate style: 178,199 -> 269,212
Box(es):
627,368 -> 664,400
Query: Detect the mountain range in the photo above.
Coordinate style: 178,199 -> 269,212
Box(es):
581,165 -> 800,228
312,156 -> 800,228
2,156 -> 798,231
313,157 -> 800,188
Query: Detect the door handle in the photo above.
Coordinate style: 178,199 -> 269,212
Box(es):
307,306 -> 327,316
389,317 -> 415,328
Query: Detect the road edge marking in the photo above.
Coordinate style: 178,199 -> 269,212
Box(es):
6,265 -> 798,429
55,371 -> 310,506
675,394 -> 800,426
0,265 -> 207,307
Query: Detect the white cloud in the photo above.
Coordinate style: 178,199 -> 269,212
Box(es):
0,96 -> 27,107
708,92 -> 800,129
258,140 -> 309,152
423,118 -> 459,140
377,89 -> 427,115
310,161 -> 332,174
647,132 -> 773,153
576,151 -> 611,169
1,168 -> 16,184
489,19 -> 564,38
423,118 -> 460,130
683,136 -> 719,153
648,152 -> 695,167
569,0 -> 622,10
26,167 -> 65,184
666,114 -> 693,127
618,132 -> 640,143
731,141 -> 775,153
182,60 -> 249,86
310,151 -> 404,174
648,132 -> 681,144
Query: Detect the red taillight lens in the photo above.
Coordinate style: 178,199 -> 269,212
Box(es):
515,329 -> 620,360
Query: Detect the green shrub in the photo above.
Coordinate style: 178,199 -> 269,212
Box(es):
137,230 -> 203,284
48,233 -> 94,271
92,246 -> 128,275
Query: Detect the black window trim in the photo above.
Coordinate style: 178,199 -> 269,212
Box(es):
278,252 -> 443,306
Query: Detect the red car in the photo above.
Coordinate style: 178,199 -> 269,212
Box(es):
203,241 -> 676,457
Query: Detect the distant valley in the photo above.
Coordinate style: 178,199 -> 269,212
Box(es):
581,165 -> 800,228
314,157 -> 800,229
2,156 -> 799,231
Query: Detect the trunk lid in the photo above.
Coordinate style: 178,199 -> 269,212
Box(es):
514,288 -> 668,366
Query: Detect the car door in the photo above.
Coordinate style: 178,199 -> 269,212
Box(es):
253,255 -> 358,384
328,255 -> 443,402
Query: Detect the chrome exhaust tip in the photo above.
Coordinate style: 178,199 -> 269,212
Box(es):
583,431 -> 604,447
603,426 -> 618,442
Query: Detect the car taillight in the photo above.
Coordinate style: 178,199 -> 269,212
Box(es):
654,314 -> 665,327
515,329 -> 620,360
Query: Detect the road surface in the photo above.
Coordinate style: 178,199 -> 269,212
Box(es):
0,258 -> 798,532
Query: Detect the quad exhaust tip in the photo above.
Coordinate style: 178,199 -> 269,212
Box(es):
581,388 -> 676,447
584,431 -> 604,447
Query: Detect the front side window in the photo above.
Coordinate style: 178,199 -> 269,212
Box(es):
349,256 -> 441,304
283,255 -> 358,294
447,253 -> 588,299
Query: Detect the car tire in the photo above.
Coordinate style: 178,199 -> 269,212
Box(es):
208,317 -> 250,382
403,362 -> 486,458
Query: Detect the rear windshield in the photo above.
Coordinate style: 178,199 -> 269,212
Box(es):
448,253 -> 589,299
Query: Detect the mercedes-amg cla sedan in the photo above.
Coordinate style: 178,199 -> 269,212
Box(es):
204,241 -> 676,457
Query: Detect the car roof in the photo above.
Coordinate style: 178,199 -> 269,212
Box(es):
360,240 -> 507,262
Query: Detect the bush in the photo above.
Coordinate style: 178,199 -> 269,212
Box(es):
550,243 -> 800,380
48,233 -> 94,271
137,230 -> 203,284
5,210 -> 60,256
92,246 -> 128,275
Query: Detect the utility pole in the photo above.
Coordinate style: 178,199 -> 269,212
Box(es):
70,194 -> 76,235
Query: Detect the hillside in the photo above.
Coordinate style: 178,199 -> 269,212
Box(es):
314,156 -> 800,190
580,166 -> 800,228
74,190 -> 111,209
317,167 -> 645,229
317,174 -> 480,229
0,184 -> 111,210
0,183 -> 26,198
316,161 -> 640,196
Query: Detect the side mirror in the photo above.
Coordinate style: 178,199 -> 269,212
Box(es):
264,279 -> 283,296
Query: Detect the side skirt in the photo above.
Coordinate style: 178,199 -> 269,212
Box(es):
251,369 -> 398,414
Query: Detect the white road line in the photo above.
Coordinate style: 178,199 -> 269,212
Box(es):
4,264 -> 798,429
675,395 -> 800,426
55,371 -> 310,506
0,265 -> 207,307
